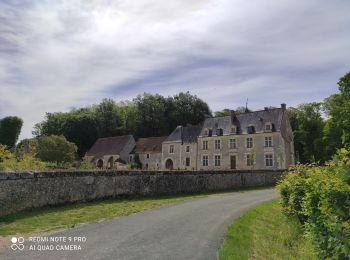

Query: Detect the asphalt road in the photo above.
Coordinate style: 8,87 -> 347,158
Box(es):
1,188 -> 277,260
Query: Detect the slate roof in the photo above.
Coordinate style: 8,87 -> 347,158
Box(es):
165,124 -> 202,143
199,108 -> 284,136
135,136 -> 168,153
87,135 -> 134,157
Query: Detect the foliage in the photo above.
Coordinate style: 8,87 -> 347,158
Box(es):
0,116 -> 23,150
278,149 -> 350,259
214,106 -> 252,117
79,156 -> 96,169
35,135 -> 77,165
287,103 -> 325,163
34,92 -> 211,157
0,144 -> 49,171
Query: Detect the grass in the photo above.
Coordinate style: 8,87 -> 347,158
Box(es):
0,187 -> 267,236
0,194 -> 207,236
219,200 -> 317,260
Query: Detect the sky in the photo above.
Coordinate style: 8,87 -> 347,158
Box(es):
0,0 -> 350,140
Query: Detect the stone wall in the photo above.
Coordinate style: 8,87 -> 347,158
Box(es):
0,170 -> 285,217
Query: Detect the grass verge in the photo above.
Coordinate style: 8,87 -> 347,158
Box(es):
0,187 -> 268,236
0,194 -> 207,236
219,199 -> 317,260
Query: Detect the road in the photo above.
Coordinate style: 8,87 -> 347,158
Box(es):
1,189 -> 277,260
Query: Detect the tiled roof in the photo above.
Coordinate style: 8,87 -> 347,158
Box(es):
200,108 -> 284,136
87,135 -> 134,158
165,124 -> 202,143
135,136 -> 168,153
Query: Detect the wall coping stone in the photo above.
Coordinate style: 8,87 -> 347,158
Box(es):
0,169 -> 286,180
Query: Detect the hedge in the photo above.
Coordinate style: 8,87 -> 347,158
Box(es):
278,149 -> 350,259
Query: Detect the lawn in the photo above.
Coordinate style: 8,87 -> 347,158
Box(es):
219,199 -> 317,260
0,193 -> 210,236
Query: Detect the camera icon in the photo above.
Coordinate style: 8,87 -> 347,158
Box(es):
10,237 -> 25,251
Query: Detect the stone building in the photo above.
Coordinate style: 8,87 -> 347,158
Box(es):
161,124 -> 202,170
86,135 -> 136,168
134,136 -> 168,170
161,104 -> 294,170
196,104 -> 294,170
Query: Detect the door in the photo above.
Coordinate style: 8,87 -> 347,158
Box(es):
230,155 -> 236,169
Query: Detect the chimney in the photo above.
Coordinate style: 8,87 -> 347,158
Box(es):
264,107 -> 269,111
230,110 -> 236,123
281,103 -> 286,110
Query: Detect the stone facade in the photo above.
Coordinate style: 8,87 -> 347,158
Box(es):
162,104 -> 294,170
86,135 -> 136,168
134,137 -> 167,170
0,170 -> 285,217
162,125 -> 201,170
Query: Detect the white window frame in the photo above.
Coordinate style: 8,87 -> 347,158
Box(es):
246,137 -> 253,148
229,139 -> 236,149
202,140 -> 208,150
169,145 -> 174,154
264,136 -> 273,147
246,154 -> 254,166
265,153 -> 274,167
202,155 -> 209,166
215,139 -> 221,150
214,155 -> 221,167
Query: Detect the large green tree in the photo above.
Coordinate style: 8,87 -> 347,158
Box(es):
0,116 -> 23,150
324,71 -> 350,148
287,103 -> 325,163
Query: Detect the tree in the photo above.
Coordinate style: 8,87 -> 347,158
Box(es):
287,103 -> 325,163
35,135 -> 77,165
324,71 -> 350,147
214,106 -> 251,117
169,92 -> 211,129
0,116 -> 23,150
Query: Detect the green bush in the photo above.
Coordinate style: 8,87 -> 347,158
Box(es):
278,149 -> 350,259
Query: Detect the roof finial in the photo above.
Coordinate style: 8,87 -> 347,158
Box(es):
245,98 -> 249,113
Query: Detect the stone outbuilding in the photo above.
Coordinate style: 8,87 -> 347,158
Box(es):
86,135 -> 136,168
134,136 -> 168,170
161,124 -> 202,170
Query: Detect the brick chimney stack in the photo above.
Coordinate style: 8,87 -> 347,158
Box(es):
230,110 -> 236,123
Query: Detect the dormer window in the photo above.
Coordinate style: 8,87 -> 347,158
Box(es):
216,128 -> 223,136
247,125 -> 255,134
203,128 -> 212,137
265,123 -> 272,132
231,126 -> 237,134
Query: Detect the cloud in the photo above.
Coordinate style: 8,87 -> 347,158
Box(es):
0,0 -> 349,139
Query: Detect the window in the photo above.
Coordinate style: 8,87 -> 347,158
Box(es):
214,155 -> 221,167
216,128 -> 223,136
246,154 -> 254,166
169,145 -> 174,153
246,137 -> 253,148
202,155 -> 209,166
186,146 -> 190,152
265,123 -> 272,131
265,136 -> 273,147
146,154 -> 150,159
247,125 -> 255,134
265,154 -> 273,166
129,155 -> 133,161
215,140 -> 221,150
204,129 -> 209,136
231,127 -> 236,134
185,157 -> 190,167
229,139 -> 236,149
202,140 -> 208,150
